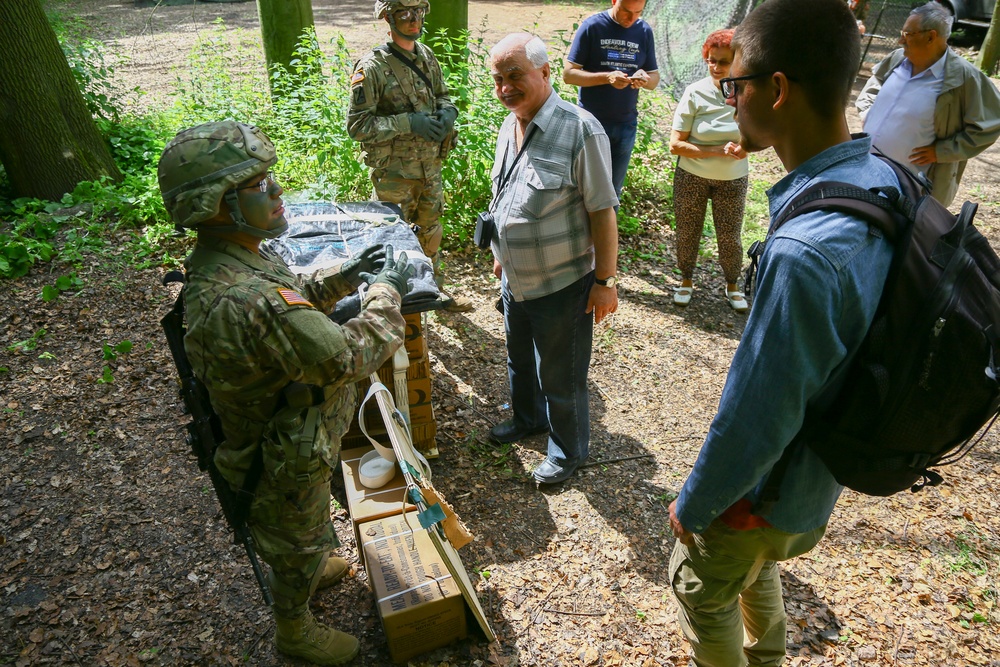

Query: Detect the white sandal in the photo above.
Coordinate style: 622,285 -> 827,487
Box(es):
673,286 -> 693,306
725,288 -> 749,312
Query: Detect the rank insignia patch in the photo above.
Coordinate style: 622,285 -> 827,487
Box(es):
278,288 -> 314,308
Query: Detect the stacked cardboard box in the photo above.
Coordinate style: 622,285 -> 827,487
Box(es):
358,513 -> 468,663
342,312 -> 438,457
340,446 -> 417,550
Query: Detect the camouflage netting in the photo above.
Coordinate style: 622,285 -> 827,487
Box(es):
644,0 -> 756,99
644,0 -> 921,99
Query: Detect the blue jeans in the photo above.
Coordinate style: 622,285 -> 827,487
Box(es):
602,120 -> 638,199
502,273 -> 594,465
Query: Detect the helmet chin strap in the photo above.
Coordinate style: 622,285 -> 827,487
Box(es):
388,14 -> 422,41
211,189 -> 288,239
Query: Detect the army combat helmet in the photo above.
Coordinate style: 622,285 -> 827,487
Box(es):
375,0 -> 429,40
157,121 -> 287,239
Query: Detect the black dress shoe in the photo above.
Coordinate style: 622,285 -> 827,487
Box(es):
532,457 -> 583,484
489,419 -> 548,445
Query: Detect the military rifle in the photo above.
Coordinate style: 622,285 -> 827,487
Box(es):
160,272 -> 273,606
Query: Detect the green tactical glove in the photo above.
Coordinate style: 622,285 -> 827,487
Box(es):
408,112 -> 446,143
342,244 -> 386,287
433,107 -> 457,134
370,244 -> 415,299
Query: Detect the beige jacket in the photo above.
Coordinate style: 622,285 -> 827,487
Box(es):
856,48 -> 1000,207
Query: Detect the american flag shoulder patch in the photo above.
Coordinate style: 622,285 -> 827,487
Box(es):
351,69 -> 365,86
277,288 -> 314,308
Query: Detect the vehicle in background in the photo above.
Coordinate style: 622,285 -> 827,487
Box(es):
942,0 -> 995,31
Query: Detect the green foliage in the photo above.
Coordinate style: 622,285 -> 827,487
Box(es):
170,21 -> 271,127
41,273 -> 84,302
0,17 -> 685,280
426,29 -> 511,244
98,366 -> 115,384
51,14 -> 130,123
267,31 -> 369,200
8,329 -> 47,353
102,340 -> 133,361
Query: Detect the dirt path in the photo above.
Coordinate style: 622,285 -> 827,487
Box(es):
2,2 -> 999,666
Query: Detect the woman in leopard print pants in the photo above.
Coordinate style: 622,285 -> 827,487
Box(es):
669,28 -> 750,312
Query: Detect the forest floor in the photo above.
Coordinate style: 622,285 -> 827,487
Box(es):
2,1 -> 1000,666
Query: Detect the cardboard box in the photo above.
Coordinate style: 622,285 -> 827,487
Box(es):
406,354 -> 430,381
406,376 -> 434,425
403,312 -> 426,361
359,513 -> 468,663
340,446 -> 416,549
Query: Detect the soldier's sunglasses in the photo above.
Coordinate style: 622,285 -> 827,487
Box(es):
240,171 -> 275,193
393,7 -> 426,22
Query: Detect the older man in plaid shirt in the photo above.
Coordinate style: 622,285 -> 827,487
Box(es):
485,32 -> 620,485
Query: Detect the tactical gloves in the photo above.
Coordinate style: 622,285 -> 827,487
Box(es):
341,244 -> 387,287
433,107 -> 457,135
408,112 -> 446,143
366,244 -> 415,299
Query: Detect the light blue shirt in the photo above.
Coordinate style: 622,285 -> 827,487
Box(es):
863,53 -> 946,176
676,136 -> 897,535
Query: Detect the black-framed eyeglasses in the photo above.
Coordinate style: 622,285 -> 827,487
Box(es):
239,171 -> 274,193
720,73 -> 772,99
393,7 -> 426,22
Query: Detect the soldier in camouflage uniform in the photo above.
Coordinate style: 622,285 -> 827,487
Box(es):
157,121 -> 414,666
347,0 -> 473,312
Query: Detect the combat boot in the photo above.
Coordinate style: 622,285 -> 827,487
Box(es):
440,290 -> 475,313
316,556 -> 350,591
432,256 -> 475,313
274,611 -> 359,665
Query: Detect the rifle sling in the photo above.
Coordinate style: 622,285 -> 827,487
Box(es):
379,44 -> 435,91
170,248 -> 273,525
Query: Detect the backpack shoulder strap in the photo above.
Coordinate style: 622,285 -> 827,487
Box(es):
773,181 -> 910,242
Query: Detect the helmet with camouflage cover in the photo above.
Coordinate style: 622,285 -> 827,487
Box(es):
374,0 -> 429,21
157,121 -> 286,238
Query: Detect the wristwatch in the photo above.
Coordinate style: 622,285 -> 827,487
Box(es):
595,275 -> 618,288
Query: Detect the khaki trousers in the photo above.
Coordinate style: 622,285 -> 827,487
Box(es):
669,520 -> 827,667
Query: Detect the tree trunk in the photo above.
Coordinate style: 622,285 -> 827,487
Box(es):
0,0 -> 121,201
425,0 -> 468,68
256,0 -> 315,76
976,1 -> 1000,76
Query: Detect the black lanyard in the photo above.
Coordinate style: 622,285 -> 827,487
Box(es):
490,125 -> 536,212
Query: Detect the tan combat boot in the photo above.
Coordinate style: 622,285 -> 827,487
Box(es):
274,611 -> 359,665
316,556 -> 350,591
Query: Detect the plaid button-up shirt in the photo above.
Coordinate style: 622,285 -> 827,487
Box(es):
490,89 -> 618,301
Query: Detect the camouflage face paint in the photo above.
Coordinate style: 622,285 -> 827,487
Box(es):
236,178 -> 287,237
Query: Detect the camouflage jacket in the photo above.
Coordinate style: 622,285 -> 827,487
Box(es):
182,235 -> 405,487
347,41 -> 457,172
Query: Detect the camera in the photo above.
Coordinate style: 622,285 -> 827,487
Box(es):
474,211 -> 496,249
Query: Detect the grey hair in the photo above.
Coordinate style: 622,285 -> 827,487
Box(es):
911,1 -> 952,39
490,33 -> 549,68
524,36 -> 549,68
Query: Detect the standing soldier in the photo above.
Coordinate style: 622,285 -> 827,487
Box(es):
158,121 -> 413,666
348,0 -> 473,312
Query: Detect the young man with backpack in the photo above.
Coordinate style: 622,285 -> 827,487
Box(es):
666,1 -> 901,664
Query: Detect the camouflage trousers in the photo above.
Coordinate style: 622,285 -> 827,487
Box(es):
249,423 -> 340,619
371,166 -> 443,260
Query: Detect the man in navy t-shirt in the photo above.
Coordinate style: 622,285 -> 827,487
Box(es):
564,0 -> 659,198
